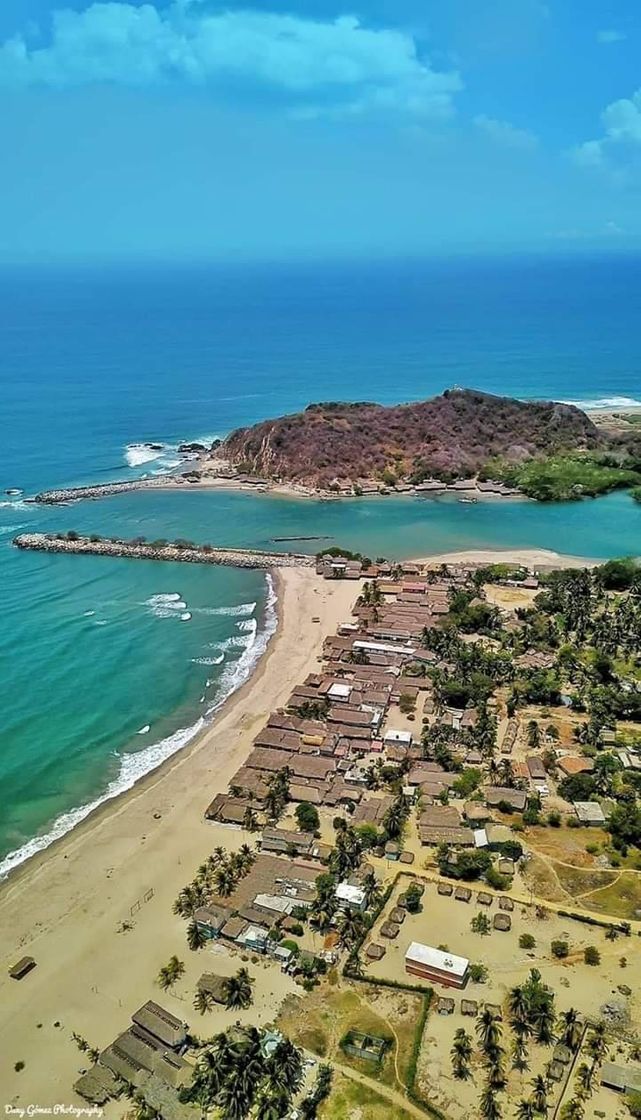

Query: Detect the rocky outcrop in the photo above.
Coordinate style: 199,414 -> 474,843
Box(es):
13,533 -> 315,570
221,388 -> 603,488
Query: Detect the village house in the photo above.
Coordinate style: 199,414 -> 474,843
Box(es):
484,786 -> 528,812
405,942 -> 470,988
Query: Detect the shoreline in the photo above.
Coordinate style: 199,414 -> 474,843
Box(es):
0,548 -> 603,885
0,567 -> 357,1106
0,572 -> 280,882
0,546 -> 614,1105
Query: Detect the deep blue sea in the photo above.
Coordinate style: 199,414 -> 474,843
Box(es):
1,255 -> 640,875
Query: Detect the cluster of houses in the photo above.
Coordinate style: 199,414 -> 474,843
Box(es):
75,1000 -> 191,1107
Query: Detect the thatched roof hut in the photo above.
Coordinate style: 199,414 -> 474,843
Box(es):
365,942 -> 386,961
493,912 -> 512,932
454,886 -> 472,902
380,921 -> 401,939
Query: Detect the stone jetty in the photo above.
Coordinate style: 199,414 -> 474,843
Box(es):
34,478 -> 171,504
13,533 -> 315,570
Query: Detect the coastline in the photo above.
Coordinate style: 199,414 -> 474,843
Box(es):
0,567 -> 357,1106
0,545 -> 616,1106
0,547 -> 597,886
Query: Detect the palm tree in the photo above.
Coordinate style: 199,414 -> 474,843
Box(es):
532,1001 -> 555,1045
214,865 -> 237,897
575,1062 -> 593,1097
515,1102 -> 535,1120
337,907 -> 365,948
531,1074 -> 548,1115
309,900 -> 335,932
508,985 -> 530,1030
560,1100 -> 584,1120
254,1091 -> 290,1120
186,918 -> 208,951
173,883 -> 206,917
476,1009 -> 502,1056
511,1034 -> 529,1072
193,987 -> 214,1015
267,1039 -> 304,1095
479,1081 -> 502,1120
184,1032 -> 237,1109
586,1022 -> 607,1066
243,806 -> 259,832
557,1008 -> 581,1051
486,1051 -> 507,1090
223,967 -> 254,1011
450,1027 -> 473,1079
361,869 -> 382,910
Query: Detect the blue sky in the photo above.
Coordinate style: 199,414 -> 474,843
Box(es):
1,0 -> 639,260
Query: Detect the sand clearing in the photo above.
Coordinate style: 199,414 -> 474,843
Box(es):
0,568 -> 355,1108
415,547 -> 598,569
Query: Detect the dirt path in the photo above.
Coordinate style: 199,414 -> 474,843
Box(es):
332,1058 -> 434,1120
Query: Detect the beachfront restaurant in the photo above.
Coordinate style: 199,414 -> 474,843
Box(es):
405,942 -> 470,989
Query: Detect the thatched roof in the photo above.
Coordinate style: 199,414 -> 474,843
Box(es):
493,913 -> 511,931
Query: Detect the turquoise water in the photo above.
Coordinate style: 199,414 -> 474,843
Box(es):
1,256 -> 640,875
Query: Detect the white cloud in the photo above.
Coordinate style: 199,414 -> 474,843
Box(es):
596,29 -> 626,44
572,88 -> 641,171
473,113 -> 538,150
0,3 -> 462,118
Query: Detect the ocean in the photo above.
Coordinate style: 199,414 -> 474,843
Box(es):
1,254 -> 640,875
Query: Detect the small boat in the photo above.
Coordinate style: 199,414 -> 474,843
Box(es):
458,496 -> 478,504
6,488 -> 23,497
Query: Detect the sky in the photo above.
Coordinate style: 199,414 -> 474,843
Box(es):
1,0 -> 640,261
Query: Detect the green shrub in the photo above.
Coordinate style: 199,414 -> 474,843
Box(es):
584,946 -> 601,966
519,933 -> 536,950
469,963 -> 488,983
281,939 -> 300,956
551,940 -> 569,959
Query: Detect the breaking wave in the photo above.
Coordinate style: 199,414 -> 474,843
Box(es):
196,601 -> 257,618
561,395 -> 641,411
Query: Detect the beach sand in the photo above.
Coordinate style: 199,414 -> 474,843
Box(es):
0,567 -> 356,1109
0,547 -> 595,1107
415,547 -> 598,569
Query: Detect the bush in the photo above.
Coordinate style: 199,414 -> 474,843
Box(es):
295,802 -> 320,832
584,946 -> 601,966
486,866 -> 509,891
547,811 -> 561,827
627,1090 -> 641,1119
519,933 -> 536,950
469,962 -> 488,983
281,939 -> 300,956
289,923 -> 304,937
405,883 -> 423,914
551,940 -> 569,959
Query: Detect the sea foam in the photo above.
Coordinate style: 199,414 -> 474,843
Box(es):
0,718 -> 206,880
561,395 -> 641,411
0,575 -> 278,881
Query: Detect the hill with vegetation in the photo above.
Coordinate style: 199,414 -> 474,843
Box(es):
220,388 -> 641,499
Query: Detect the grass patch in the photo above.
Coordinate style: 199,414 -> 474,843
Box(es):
319,1071 -> 414,1120
581,873 -> 641,920
485,453 -> 641,501
554,864 -> 618,898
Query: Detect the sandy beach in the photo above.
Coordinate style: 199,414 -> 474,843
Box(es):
0,567 -> 356,1108
0,546 -> 596,1108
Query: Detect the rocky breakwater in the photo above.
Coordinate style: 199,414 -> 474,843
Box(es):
34,478 -> 171,504
13,533 -> 315,570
